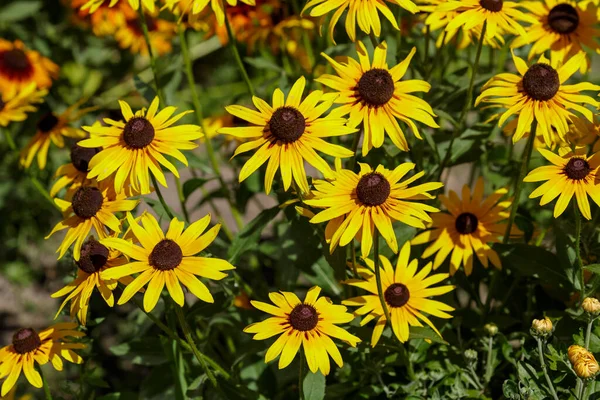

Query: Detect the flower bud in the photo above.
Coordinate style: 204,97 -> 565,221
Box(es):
568,345 -> 588,365
484,323 -> 498,336
531,317 -> 553,338
573,352 -> 599,379
582,297 -> 600,316
464,349 -> 477,361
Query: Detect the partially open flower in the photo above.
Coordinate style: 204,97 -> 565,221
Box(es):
582,297 -> 600,316
569,347 -> 599,379
568,345 -> 588,364
531,317 -> 553,338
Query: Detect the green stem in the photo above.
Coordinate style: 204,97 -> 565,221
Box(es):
137,8 -> 165,104
3,126 -> 17,150
585,317 -> 593,349
174,305 -> 217,386
150,174 -> 175,219
224,11 -> 256,97
299,348 -> 305,400
39,367 -> 53,400
350,241 -> 358,278
484,336 -> 494,383
503,121 -> 536,244
427,31 -> 447,81
537,338 -> 559,400
347,130 -> 361,171
175,176 -> 190,223
373,231 -> 391,323
438,21 -> 486,178
575,203 -> 585,302
178,26 -> 244,231
368,31 -> 379,48
423,25 -> 430,66
129,294 -> 231,379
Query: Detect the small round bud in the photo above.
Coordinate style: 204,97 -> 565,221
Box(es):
484,323 -> 498,337
531,317 -> 553,338
464,349 -> 478,361
582,297 -> 600,316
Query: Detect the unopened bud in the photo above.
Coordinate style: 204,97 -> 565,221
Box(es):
484,323 -> 498,336
464,349 -> 477,361
531,317 -> 553,338
568,345 -> 588,365
582,297 -> 600,316
572,351 -> 599,379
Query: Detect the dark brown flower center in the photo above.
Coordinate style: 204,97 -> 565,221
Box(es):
37,112 -> 59,133
356,173 -> 391,206
564,158 -> 591,180
384,283 -> 410,308
127,15 -> 158,36
268,106 -> 305,143
548,4 -> 579,34
357,69 -> 394,106
71,187 -> 103,219
289,304 -> 318,331
77,238 -> 109,274
479,0 -> 503,11
0,95 -> 5,111
1,49 -> 31,72
149,239 -> 183,271
12,328 -> 42,354
123,117 -> 155,149
455,212 -> 479,234
522,63 -> 559,101
71,142 -> 101,172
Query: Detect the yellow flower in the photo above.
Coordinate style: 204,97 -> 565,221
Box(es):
46,182 -> 139,260
568,344 -> 588,364
70,0 -> 131,36
51,238 -> 133,325
436,0 -> 536,40
305,163 -> 442,257
511,0 -> 600,73
531,316 -> 553,336
316,41 -> 438,156
574,353 -> 599,379
582,297 -> 600,315
0,83 -> 46,127
523,147 -> 600,219
50,140 -> 100,198
78,97 -> 202,195
343,242 -> 455,346
244,286 -> 361,375
163,0 -> 256,26
20,103 -> 89,170
114,12 -> 176,56
0,324 -> 85,396
79,0 -> 155,13
0,39 -> 59,93
302,0 -> 418,42
100,212 -> 235,312
475,51 -> 600,146
412,177 -> 520,276
220,76 -> 356,194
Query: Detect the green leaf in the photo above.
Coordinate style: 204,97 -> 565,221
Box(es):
495,244 -> 569,288
244,57 -> 285,72
303,371 -> 326,400
0,1 -> 41,22
408,326 -> 448,345
228,206 -> 280,264
182,177 -> 213,199
584,264 -> 600,274
134,75 -> 157,103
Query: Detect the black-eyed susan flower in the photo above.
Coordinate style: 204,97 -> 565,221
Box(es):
78,97 -> 202,195
0,40 -> 59,93
475,51 -> 600,146
411,178 -> 520,275
164,0 -> 256,26
316,41 -> 438,156
303,0 -> 417,42
46,183 -> 139,260
305,163 -> 442,257
114,12 -> 176,56
0,83 -> 46,127
0,323 -> 85,396
50,140 -> 100,198
343,242 -> 454,346
220,76 -> 356,195
243,286 -> 360,375
51,238 -> 132,325
511,0 -> 600,73
19,103 -> 90,170
100,212 -> 235,312
524,147 -> 600,220
71,0 -> 131,37
80,0 -> 155,13
437,0 -> 536,40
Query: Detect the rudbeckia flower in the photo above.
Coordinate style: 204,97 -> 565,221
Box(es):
100,213 -> 235,312
0,39 -> 59,93
343,242 -> 454,346
163,0 -> 256,26
244,286 -> 361,375
80,0 -> 155,13
50,140 -> 100,198
0,83 -> 47,127
114,12 -> 176,56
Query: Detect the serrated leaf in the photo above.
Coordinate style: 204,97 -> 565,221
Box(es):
303,371 -> 326,400
584,264 -> 600,274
